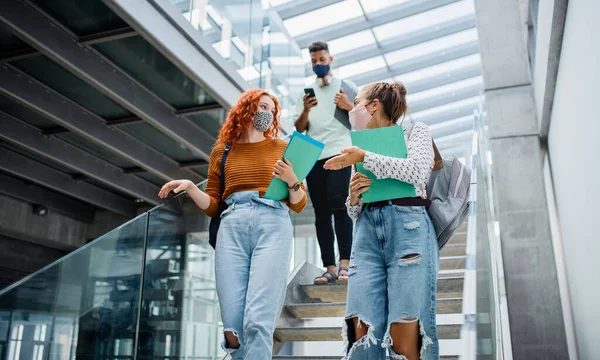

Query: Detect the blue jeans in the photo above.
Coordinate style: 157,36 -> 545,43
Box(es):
344,205 -> 440,360
215,191 -> 293,360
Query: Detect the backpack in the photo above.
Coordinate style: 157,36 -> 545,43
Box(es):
408,125 -> 471,249
208,143 -> 231,250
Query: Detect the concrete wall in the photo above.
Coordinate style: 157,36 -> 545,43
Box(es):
0,193 -> 128,288
547,1 -> 600,358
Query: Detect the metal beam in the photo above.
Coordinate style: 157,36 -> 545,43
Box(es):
0,112 -> 166,207
78,26 -> 137,45
306,15 -> 476,75
409,84 -> 482,113
0,147 -> 136,217
275,0 -> 344,20
0,1 -> 216,161
0,27 -> 137,63
349,43 -> 480,87
0,173 -> 96,223
105,0 -> 248,108
0,64 -> 203,184
296,0 -> 462,48
41,103 -> 222,135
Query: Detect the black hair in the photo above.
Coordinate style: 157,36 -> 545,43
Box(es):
308,41 -> 329,53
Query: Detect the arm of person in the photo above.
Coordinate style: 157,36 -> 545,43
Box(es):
362,122 -> 434,187
273,158 -> 307,213
346,168 -> 370,221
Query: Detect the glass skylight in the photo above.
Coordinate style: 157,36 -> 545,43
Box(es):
410,96 -> 480,121
384,28 -> 478,65
283,0 -> 364,37
359,0 -> 411,14
407,76 -> 483,103
326,30 -> 377,55
373,0 -> 475,42
336,56 -> 387,79
395,54 -> 481,84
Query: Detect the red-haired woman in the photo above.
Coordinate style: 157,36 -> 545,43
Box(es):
159,89 -> 307,359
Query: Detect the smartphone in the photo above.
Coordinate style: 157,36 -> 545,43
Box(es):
304,88 -> 316,98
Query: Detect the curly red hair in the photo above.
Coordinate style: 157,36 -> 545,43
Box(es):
216,88 -> 280,146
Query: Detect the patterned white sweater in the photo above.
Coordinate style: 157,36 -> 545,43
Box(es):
346,122 -> 434,221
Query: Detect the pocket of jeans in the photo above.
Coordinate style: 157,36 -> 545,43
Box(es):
268,206 -> 289,219
391,205 -> 426,215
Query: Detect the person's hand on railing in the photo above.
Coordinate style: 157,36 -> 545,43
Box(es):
158,179 -> 194,199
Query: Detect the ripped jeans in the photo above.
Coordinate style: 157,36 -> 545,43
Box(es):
215,191 -> 293,359
344,205 -> 440,360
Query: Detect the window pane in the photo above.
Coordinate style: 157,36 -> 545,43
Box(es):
410,96 -> 479,121
283,0 -> 364,37
12,56 -> 133,120
395,54 -> 481,84
324,30 -> 376,55
337,56 -> 387,79
407,76 -> 483,103
384,28 -> 478,65
359,0 -> 411,13
30,0 -> 128,36
94,36 -> 218,109
373,0 -> 475,42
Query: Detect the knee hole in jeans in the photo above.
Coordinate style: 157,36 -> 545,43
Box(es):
399,253 -> 421,266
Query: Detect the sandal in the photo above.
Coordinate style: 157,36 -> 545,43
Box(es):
337,266 -> 349,281
314,269 -> 337,285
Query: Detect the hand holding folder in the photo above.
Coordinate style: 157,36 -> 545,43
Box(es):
264,132 -> 325,201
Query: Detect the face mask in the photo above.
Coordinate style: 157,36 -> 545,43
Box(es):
253,111 -> 274,132
312,64 -> 330,78
349,103 -> 374,130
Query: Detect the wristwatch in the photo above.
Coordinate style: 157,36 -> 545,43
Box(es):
287,182 -> 301,192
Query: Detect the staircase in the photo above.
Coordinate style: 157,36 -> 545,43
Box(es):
273,222 -> 468,359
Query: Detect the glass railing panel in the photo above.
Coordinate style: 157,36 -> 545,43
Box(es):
0,213 -> 149,360
138,181 -> 224,360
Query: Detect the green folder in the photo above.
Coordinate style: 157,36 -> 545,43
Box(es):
351,126 -> 416,203
264,131 -> 325,201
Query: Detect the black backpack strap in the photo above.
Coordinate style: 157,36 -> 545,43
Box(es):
220,143 -> 231,196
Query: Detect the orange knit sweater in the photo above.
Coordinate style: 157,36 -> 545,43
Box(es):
203,138 -> 307,217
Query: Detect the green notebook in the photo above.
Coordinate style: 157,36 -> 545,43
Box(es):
264,131 -> 325,201
351,125 -> 416,203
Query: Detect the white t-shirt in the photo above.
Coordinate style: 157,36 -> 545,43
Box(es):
294,77 -> 359,160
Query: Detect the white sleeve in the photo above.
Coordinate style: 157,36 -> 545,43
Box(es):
362,122 -> 434,187
345,166 -> 363,221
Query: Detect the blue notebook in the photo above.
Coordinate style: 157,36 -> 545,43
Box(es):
264,132 -> 324,201
351,126 -> 416,203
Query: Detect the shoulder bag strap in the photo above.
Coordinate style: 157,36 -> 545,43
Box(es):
220,143 -> 232,197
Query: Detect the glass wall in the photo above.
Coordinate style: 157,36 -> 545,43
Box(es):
473,100 -> 512,359
169,0 -> 305,132
0,181 -> 230,360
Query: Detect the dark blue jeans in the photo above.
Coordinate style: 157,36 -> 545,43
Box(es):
306,157 -> 353,267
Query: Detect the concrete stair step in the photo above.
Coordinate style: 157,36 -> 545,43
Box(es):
440,243 -> 466,257
274,324 -> 461,342
440,255 -> 466,270
286,298 -> 462,318
301,277 -> 464,303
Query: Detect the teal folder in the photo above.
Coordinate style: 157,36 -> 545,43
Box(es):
351,126 -> 416,203
264,131 -> 325,201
